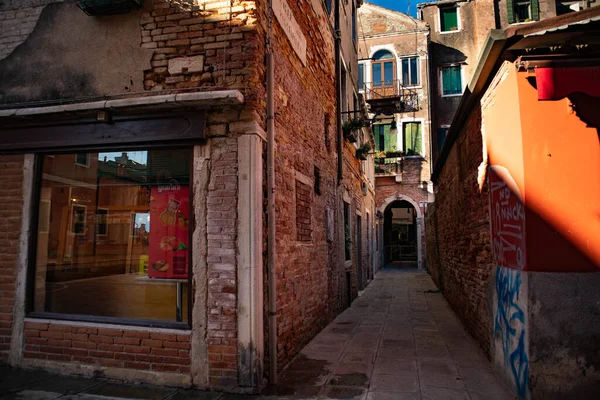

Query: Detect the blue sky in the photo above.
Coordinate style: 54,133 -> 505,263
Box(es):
368,0 -> 428,18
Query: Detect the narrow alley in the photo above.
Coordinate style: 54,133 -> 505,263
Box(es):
1,268 -> 513,400
266,268 -> 513,399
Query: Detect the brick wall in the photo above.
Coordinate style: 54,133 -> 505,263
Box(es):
0,155 -> 24,360
141,0 -> 262,105
205,136 -> 239,387
23,321 -> 191,373
425,106 -> 493,358
295,180 -> 312,242
0,6 -> 44,61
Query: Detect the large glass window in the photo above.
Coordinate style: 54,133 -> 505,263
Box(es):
441,65 -> 463,96
440,6 -> 459,32
33,149 -> 192,325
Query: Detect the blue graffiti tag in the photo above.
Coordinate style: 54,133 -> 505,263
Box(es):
495,267 -> 529,398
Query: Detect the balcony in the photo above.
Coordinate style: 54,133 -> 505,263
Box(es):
361,80 -> 419,115
375,156 -> 403,176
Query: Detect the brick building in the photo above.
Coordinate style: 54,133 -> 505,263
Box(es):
357,3 -> 434,271
0,0 -> 373,392
425,7 -> 600,399
417,0 -> 599,161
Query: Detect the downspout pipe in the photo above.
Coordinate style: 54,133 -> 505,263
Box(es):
335,0 -> 342,184
266,0 -> 278,385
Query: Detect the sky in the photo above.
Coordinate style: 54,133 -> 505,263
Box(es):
368,0 -> 428,18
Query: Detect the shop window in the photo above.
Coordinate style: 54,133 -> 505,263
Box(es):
441,65 -> 463,96
439,6 -> 459,32
508,0 -> 539,24
401,57 -> 419,86
32,148 -> 192,326
403,122 -> 422,156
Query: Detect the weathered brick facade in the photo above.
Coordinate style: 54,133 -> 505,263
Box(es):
0,0 -> 372,392
425,107 -> 493,358
23,321 -> 191,373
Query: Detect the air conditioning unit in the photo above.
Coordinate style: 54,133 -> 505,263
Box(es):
361,182 -> 368,196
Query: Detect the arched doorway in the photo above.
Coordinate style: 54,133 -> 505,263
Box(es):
383,200 -> 418,268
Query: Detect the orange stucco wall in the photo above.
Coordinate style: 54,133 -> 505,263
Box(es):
483,61 -> 600,272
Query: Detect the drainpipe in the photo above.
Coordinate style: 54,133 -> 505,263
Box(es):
335,0 -> 342,184
266,0 -> 278,385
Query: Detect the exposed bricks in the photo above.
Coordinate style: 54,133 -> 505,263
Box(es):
22,321 -> 191,374
141,0 -> 260,92
0,155 -> 25,360
425,107 -> 493,359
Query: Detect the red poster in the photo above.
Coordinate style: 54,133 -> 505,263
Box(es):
148,184 -> 189,279
489,166 -> 527,271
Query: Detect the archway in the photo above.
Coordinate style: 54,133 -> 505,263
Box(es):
378,195 -> 423,270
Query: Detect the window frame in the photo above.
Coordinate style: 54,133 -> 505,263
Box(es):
400,119 -> 425,158
438,4 -> 461,34
75,153 -> 90,168
371,50 -> 396,88
439,64 -> 464,97
26,146 -> 195,330
400,55 -> 420,88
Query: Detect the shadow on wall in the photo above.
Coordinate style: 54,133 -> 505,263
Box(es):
430,42 -> 467,65
426,157 -> 600,399
0,2 -> 151,105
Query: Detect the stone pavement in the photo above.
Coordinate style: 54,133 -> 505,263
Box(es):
0,268 -> 514,400
260,268 -> 515,400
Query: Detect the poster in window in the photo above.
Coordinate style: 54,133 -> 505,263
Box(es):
148,182 -> 189,279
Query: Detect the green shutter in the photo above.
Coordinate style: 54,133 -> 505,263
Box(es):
383,125 -> 395,152
404,123 -> 422,156
441,8 -> 458,31
507,0 -> 515,24
531,0 -> 540,21
374,125 -> 381,150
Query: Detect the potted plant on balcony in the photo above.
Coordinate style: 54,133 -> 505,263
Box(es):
342,118 -> 368,143
356,143 -> 371,160
384,147 -> 403,158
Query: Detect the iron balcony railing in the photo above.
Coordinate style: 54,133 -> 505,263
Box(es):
360,80 -> 419,112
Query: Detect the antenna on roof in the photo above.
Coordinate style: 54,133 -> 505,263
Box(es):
407,1 -> 411,16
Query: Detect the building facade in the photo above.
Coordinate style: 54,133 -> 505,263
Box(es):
358,3 -> 434,271
0,0 -> 373,392
425,8 -> 600,399
417,0 -> 599,160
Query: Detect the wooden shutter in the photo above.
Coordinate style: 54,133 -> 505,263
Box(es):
507,0 -> 515,24
531,0 -> 540,21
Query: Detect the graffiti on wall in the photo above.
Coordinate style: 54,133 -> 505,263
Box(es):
495,266 -> 529,398
489,166 -> 527,270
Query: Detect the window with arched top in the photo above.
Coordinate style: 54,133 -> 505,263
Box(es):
372,50 -> 395,88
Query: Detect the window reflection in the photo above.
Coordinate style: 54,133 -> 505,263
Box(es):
34,149 -> 191,324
